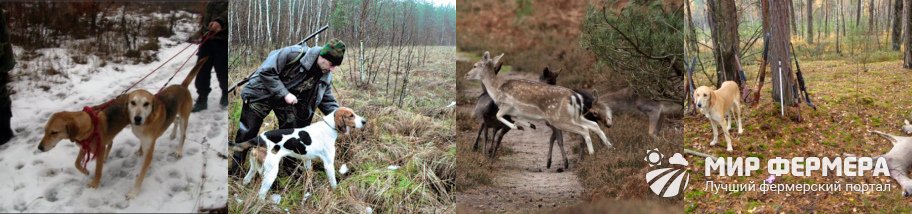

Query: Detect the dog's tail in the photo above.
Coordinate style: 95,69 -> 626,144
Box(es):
181,57 -> 210,88
229,136 -> 263,152
870,130 -> 898,146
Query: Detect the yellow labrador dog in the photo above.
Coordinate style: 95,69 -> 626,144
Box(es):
693,81 -> 743,152
123,57 -> 207,199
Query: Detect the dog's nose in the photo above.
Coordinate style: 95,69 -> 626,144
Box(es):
696,103 -> 701,108
37,144 -> 45,152
362,120 -> 368,126
133,116 -> 142,125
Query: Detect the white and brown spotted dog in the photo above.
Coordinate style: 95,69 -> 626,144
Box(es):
693,81 -> 743,152
231,107 -> 367,199
123,57 -> 207,199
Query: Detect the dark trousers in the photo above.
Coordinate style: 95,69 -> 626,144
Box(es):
229,99 -> 313,176
0,73 -> 11,145
195,51 -> 228,99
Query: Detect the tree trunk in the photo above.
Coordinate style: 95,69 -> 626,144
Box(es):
265,0 -> 272,45
893,0 -> 903,50
838,0 -> 844,53
869,0 -> 876,34
707,0 -> 741,88
843,0 -> 849,36
771,0 -> 798,105
903,0 -> 912,67
857,0 -> 863,26
825,0 -> 830,36
791,0 -> 799,33
808,0 -> 815,43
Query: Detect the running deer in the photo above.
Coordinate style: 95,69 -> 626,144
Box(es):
474,67 -> 587,169
465,52 -> 612,156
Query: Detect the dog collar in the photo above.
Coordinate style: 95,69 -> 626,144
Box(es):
323,119 -> 339,132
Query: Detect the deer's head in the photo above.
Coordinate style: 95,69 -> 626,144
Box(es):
465,51 -> 504,80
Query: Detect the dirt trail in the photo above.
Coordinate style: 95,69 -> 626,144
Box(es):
457,71 -> 585,212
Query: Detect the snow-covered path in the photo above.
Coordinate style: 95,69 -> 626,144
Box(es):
0,29 -> 228,212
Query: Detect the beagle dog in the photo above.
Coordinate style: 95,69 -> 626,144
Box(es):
37,94 -> 131,188
693,81 -> 743,152
123,57 -> 207,199
231,107 -> 367,199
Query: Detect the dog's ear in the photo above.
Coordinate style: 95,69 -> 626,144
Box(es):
708,91 -> 715,108
64,115 -> 78,139
335,108 -> 351,134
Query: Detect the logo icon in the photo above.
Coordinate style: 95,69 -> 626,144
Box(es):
644,148 -> 690,197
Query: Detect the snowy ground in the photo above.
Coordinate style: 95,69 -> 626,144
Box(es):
0,11 -> 228,212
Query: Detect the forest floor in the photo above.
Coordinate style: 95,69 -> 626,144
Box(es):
684,57 -> 912,212
455,51 -> 683,213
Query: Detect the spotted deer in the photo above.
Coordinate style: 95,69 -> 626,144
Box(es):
465,52 -> 612,155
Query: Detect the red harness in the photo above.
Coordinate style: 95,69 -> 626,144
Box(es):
76,106 -> 103,168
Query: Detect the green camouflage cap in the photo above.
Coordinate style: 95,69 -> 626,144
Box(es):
319,39 -> 345,66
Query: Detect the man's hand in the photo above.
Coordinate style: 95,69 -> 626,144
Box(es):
208,21 -> 222,33
284,94 -> 298,105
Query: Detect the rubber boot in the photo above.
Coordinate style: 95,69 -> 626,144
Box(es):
220,93 -> 228,108
192,98 -> 207,112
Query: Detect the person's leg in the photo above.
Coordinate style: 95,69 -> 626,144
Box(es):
192,55 -> 215,112
229,100 -> 271,176
0,73 -> 11,145
273,104 -> 311,174
215,50 -> 229,107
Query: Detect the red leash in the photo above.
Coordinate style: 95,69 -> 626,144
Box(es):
122,31 -> 214,95
159,31 -> 214,93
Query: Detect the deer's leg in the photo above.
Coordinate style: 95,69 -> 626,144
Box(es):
557,122 -> 594,155
487,126 -> 498,156
546,124 -> 557,169
495,108 -> 518,130
473,123 -> 485,151
491,126 -> 509,158
581,119 -> 611,149
555,128 -> 569,169
486,126 -> 497,157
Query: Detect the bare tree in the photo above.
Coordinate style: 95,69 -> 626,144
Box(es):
809,0 -> 815,43
904,0 -> 912,67
893,0 -> 903,50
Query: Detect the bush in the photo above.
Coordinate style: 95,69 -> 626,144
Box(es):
581,0 -> 685,100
